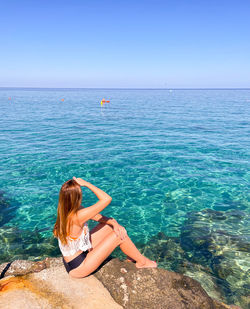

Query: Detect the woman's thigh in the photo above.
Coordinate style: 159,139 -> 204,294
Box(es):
69,230 -> 123,278
89,223 -> 114,248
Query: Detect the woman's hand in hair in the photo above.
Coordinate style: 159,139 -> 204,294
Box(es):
73,177 -> 89,187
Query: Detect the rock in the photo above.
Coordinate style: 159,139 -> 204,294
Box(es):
0,259 -> 47,277
0,257 -> 69,278
94,258 -> 237,309
180,209 -> 250,308
0,226 -> 60,264
136,231 -> 227,305
0,263 -> 122,309
139,232 -> 186,272
183,267 -> 223,302
0,257 -> 241,309
0,191 -> 17,225
213,300 -> 241,309
43,256 -> 63,268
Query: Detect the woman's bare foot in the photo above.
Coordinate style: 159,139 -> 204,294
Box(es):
135,257 -> 157,269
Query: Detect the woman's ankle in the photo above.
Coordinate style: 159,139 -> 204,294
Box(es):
135,256 -> 147,266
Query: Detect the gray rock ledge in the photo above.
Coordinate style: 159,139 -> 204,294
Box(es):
0,257 -> 241,309
94,259 -> 241,309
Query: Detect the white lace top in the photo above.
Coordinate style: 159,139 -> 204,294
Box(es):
58,222 -> 92,256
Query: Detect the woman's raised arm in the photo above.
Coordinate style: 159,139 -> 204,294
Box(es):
73,177 -> 112,224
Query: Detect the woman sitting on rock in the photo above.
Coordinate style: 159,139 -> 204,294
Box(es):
53,177 -> 157,278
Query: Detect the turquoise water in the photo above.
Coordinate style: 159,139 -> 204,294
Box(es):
0,89 -> 249,307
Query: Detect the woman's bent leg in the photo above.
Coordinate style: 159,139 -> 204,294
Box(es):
69,229 -> 156,278
90,224 -> 151,266
69,230 -> 123,278
90,223 -> 114,248
90,223 -> 143,264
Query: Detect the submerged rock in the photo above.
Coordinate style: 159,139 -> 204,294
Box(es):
134,208 -> 249,309
135,231 -> 227,304
0,226 -> 60,263
0,191 -> 17,225
134,232 -> 185,270
180,209 -> 250,309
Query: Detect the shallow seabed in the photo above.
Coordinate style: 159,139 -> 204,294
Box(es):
0,89 -> 249,307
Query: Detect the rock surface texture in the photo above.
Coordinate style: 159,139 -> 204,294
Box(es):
0,257 -> 241,309
132,209 -> 249,309
94,258 -> 240,309
0,258 -> 122,309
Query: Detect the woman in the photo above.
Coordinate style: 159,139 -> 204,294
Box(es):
53,177 -> 157,278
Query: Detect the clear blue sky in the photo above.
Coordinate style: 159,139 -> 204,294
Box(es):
0,0 -> 249,88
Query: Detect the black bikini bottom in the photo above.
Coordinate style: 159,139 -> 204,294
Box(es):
62,251 -> 88,273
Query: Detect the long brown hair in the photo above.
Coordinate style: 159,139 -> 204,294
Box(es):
53,179 -> 82,245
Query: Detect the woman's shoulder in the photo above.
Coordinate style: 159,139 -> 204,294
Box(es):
73,207 -> 87,226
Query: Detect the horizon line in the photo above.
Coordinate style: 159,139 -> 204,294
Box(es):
0,87 -> 250,90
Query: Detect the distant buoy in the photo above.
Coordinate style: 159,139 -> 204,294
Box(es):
101,98 -> 110,106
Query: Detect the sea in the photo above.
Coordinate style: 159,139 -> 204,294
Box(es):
0,88 -> 249,307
